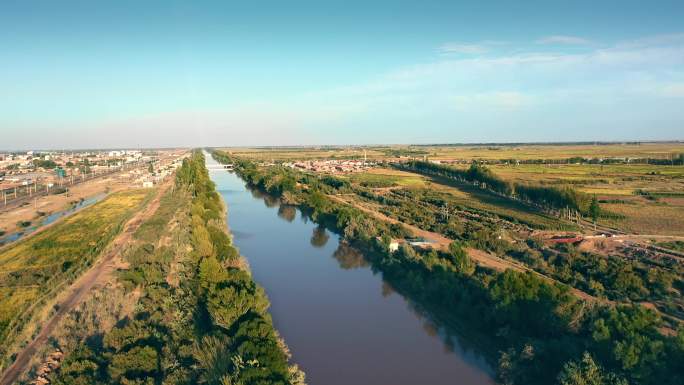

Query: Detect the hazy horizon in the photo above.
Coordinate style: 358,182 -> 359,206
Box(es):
3,140 -> 684,153
3,0 -> 684,148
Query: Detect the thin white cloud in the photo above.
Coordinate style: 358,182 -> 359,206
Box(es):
660,83 -> 684,98
438,40 -> 506,55
439,43 -> 489,54
615,33 -> 684,49
454,91 -> 535,110
537,35 -> 592,45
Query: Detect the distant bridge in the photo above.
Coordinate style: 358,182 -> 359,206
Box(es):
206,164 -> 234,170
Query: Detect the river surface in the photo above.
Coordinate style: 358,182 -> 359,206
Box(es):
206,154 -> 494,385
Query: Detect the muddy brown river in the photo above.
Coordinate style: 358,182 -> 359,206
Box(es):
206,154 -> 495,385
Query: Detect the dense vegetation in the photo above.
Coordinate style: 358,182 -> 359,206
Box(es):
341,176 -> 682,318
49,151 -> 303,385
214,150 -> 684,385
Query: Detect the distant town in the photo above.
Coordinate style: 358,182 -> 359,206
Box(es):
0,149 -> 186,206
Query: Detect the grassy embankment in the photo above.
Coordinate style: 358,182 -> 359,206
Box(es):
0,190 -> 151,367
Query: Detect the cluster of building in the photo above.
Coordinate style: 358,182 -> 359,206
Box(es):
0,150 -> 146,174
0,149 -> 159,191
136,156 -> 185,188
282,159 -> 376,174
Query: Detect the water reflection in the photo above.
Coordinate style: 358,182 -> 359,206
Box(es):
263,194 -> 280,208
231,230 -> 253,240
381,281 -> 395,297
402,296 -> 490,367
332,242 -> 369,269
249,188 -> 266,200
277,205 -> 297,223
309,226 -> 329,248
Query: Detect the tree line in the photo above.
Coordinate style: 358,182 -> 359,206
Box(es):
401,160 -> 592,213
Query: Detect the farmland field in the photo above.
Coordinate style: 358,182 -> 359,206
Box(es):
348,168 -> 428,188
419,142 -> 684,161
460,163 -> 684,234
222,142 -> 684,162
0,189 -> 151,350
345,169 -> 571,230
224,143 -> 684,235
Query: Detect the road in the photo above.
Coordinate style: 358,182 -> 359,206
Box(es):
0,182 -> 169,385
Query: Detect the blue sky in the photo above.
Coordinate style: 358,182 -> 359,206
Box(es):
1,0 -> 683,149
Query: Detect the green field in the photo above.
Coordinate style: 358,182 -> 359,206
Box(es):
347,168 -> 428,188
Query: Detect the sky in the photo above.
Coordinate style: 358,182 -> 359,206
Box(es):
1,0 -> 684,150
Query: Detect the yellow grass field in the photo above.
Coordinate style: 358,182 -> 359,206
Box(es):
423,142 -> 684,161
348,168 -> 428,188
0,189 -> 151,343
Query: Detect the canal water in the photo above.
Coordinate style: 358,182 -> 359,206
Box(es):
0,193 -> 107,247
206,154 -> 494,385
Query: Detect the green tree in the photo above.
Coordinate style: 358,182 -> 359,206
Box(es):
589,195 -> 600,226
557,352 -> 627,385
448,241 -> 475,275
108,346 -> 159,382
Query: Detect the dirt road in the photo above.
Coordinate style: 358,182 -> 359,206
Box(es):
328,194 -> 601,303
0,182 -> 169,385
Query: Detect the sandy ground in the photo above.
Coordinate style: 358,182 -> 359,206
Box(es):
0,175 -> 130,237
0,181 -> 170,385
